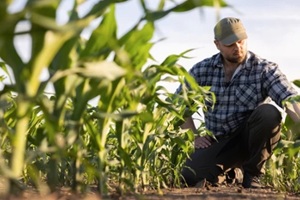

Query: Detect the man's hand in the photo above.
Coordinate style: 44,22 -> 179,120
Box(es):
285,101 -> 300,123
194,135 -> 213,149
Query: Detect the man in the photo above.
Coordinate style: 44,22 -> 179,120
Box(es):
176,17 -> 300,188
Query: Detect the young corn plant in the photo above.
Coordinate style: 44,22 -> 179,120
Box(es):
265,80 -> 300,193
0,0 -> 227,196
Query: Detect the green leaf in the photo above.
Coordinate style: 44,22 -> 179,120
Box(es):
83,0 -> 127,18
80,61 -> 126,80
145,0 -> 228,21
0,14 -> 24,83
80,5 -> 117,60
293,79 -> 300,88
161,49 -> 194,67
120,22 -> 154,69
172,0 -> 228,12
144,10 -> 172,21
50,61 -> 126,84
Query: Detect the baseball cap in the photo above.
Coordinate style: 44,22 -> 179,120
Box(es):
214,17 -> 248,45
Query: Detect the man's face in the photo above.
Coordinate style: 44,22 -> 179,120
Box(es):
214,39 -> 248,64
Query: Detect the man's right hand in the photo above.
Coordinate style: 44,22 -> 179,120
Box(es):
194,135 -> 213,149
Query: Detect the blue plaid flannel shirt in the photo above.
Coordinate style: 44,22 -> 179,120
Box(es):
176,51 -> 298,136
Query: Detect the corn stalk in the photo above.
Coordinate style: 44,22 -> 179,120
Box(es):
0,0 -> 235,197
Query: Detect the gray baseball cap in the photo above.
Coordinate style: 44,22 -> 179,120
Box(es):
214,17 -> 248,45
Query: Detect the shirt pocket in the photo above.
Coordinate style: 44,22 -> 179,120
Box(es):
235,83 -> 258,110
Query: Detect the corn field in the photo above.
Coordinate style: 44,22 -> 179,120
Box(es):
0,0 -> 299,197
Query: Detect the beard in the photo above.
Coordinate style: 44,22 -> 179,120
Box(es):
226,51 -> 246,63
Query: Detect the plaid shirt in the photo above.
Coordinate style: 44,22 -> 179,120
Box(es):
176,51 -> 298,136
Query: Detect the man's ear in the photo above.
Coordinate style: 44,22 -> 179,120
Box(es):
214,40 -> 220,50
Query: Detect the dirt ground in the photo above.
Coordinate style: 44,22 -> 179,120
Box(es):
2,185 -> 299,200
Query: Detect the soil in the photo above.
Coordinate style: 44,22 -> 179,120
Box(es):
1,185 -> 299,200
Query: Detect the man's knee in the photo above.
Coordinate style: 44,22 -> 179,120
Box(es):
258,103 -> 281,118
251,103 -> 282,126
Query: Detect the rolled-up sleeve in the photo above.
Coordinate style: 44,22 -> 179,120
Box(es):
263,63 -> 298,107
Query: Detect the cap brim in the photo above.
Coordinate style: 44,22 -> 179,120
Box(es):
220,32 -> 248,45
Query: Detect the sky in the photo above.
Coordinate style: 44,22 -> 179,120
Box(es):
6,0 -> 300,93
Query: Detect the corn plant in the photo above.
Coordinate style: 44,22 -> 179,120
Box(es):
264,80 -> 300,193
0,0 -> 227,196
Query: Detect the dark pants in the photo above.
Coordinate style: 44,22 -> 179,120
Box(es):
181,104 -> 282,186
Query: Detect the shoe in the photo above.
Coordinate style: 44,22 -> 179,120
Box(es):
226,168 -> 243,184
242,172 -> 262,188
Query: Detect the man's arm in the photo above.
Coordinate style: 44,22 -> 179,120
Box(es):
180,116 -> 213,149
180,116 -> 198,134
285,102 -> 300,123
